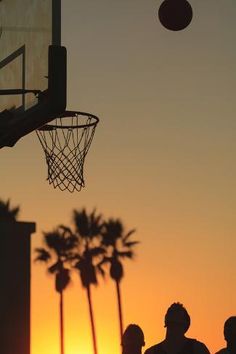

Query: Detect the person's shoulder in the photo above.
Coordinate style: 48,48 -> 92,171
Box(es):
191,339 -> 211,354
144,345 -> 158,354
144,342 -> 163,354
215,348 -> 228,354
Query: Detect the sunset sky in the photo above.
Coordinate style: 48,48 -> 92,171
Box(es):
1,1 -> 236,354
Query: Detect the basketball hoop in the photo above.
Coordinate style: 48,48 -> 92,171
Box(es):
36,111 -> 99,192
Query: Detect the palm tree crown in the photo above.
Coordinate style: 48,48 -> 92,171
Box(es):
35,225 -> 77,292
101,218 -> 138,282
0,198 -> 20,222
72,208 -> 105,286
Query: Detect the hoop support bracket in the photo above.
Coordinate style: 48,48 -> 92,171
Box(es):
0,89 -> 41,96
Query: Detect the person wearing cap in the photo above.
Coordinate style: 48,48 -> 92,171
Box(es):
216,317 -> 236,354
122,324 -> 145,354
144,302 -> 210,354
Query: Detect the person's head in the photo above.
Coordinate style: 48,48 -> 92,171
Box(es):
164,302 -> 191,335
122,324 -> 145,354
224,317 -> 236,346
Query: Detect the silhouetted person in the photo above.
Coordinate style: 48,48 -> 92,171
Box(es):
122,324 -> 145,354
216,317 -> 236,354
145,302 -> 210,354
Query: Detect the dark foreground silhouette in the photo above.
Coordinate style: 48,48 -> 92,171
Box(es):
216,317 -> 236,354
144,303 -> 210,354
122,324 -> 145,354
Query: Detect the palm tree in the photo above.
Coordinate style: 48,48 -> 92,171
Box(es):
0,198 -> 20,221
101,218 -> 138,344
72,208 -> 105,354
35,225 -> 77,354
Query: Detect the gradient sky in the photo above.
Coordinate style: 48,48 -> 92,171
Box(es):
1,1 -> 236,354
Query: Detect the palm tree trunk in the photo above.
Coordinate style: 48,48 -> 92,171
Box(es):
60,291 -> 65,354
116,280 -> 123,344
86,285 -> 98,354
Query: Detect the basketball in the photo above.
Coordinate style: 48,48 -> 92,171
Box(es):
158,0 -> 193,31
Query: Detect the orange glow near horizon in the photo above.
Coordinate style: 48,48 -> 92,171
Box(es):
31,226 -> 231,354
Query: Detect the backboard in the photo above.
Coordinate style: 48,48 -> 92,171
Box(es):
0,0 -> 66,148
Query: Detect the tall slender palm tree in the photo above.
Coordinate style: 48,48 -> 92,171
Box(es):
101,218 -> 138,344
35,225 -> 77,354
72,208 -> 105,354
0,198 -> 20,221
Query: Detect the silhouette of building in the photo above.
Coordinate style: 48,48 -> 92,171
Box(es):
0,221 -> 36,354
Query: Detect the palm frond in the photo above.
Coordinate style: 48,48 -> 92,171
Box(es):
58,224 -> 73,234
48,261 -> 61,274
44,231 -> 62,254
123,241 -> 139,248
103,219 -> 123,238
0,198 -> 20,221
73,208 -> 103,239
122,229 -> 136,242
89,247 -> 106,257
73,208 -> 90,237
43,226 -> 77,257
96,263 -> 106,278
34,248 -> 51,262
98,256 -> 112,265
101,219 -> 124,248
90,209 -> 103,237
116,250 -> 134,259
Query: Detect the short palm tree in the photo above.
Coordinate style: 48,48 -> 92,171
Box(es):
72,208 -> 105,354
101,218 -> 138,344
35,225 -> 77,354
0,198 -> 20,221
